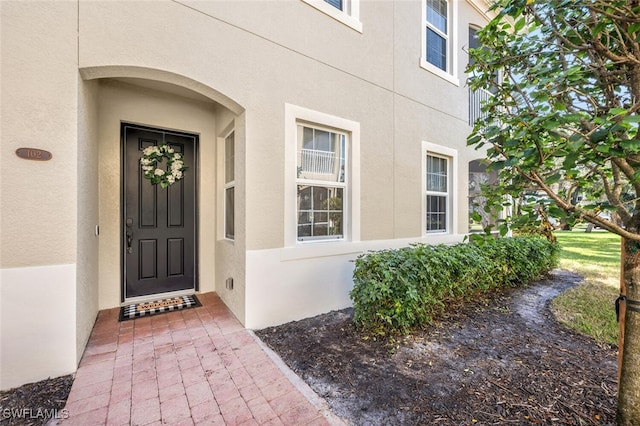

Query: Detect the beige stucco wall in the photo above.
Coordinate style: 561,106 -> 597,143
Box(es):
0,1 -> 80,390
1,1 -> 79,267
76,78 -> 101,361
181,0 -> 395,90
393,93 -> 473,238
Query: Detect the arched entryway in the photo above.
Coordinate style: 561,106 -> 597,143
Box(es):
77,67 -> 246,327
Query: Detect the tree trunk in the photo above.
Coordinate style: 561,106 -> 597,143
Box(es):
619,238 -> 626,384
617,238 -> 640,424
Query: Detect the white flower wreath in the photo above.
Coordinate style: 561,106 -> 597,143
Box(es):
140,144 -> 188,188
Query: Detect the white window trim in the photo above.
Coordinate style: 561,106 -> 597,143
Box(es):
422,142 -> 458,235
420,0 -> 460,86
285,103 -> 360,247
301,0 -> 363,33
217,123 -> 235,243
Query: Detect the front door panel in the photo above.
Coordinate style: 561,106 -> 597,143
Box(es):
123,124 -> 197,299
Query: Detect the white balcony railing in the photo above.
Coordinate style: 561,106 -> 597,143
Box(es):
301,148 -> 336,175
469,88 -> 494,126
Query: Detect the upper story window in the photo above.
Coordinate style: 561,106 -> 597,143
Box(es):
302,0 -> 362,33
285,104 -> 361,247
468,26 -> 479,66
426,0 -> 448,71
421,0 -> 459,85
325,0 -> 348,12
423,142 -> 457,235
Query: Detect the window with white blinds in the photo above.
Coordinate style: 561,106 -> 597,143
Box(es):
421,0 -> 459,85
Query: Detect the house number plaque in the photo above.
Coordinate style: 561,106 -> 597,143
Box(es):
16,148 -> 52,161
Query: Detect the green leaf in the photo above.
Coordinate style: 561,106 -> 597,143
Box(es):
548,204 -> 566,218
590,129 -> 609,143
514,17 -> 526,32
568,141 -> 584,152
554,102 -> 567,111
470,211 -> 483,222
505,156 -> 520,167
564,169 -> 579,179
545,173 -> 561,185
542,120 -> 560,130
488,160 -> 506,171
522,148 -> 538,159
563,152 -> 579,169
533,92 -> 550,102
629,22 -> 640,34
621,140 -> 640,153
563,114 -> 586,123
622,115 -> 640,124
592,22 -> 607,36
467,134 -> 482,145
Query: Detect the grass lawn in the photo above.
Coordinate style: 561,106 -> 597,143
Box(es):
552,228 -> 621,346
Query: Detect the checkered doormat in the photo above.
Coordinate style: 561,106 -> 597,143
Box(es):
119,294 -> 201,321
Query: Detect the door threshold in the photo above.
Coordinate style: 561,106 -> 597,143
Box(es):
122,289 -> 197,306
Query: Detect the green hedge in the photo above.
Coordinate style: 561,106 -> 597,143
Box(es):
350,236 -> 559,334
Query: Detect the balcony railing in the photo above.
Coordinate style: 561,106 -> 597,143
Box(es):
469,88 -> 493,126
300,148 -> 336,175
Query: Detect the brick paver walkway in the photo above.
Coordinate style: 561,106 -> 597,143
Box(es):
60,292 -> 335,425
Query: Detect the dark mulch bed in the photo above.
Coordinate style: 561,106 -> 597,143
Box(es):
256,270 -> 619,425
0,375 -> 73,426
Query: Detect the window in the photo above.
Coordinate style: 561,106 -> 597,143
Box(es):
285,104 -> 360,247
423,142 -> 457,235
426,0 -> 448,71
324,0 -> 347,12
301,0 -> 362,33
421,0 -> 459,85
426,154 -> 448,232
468,26 -> 479,64
296,125 -> 347,241
224,131 -> 235,240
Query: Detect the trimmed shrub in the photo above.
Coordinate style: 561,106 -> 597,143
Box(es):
350,236 -> 559,334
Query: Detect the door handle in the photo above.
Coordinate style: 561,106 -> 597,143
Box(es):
126,218 -> 133,254
126,230 -> 133,254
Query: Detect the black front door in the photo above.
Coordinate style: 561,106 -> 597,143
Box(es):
122,123 -> 198,299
